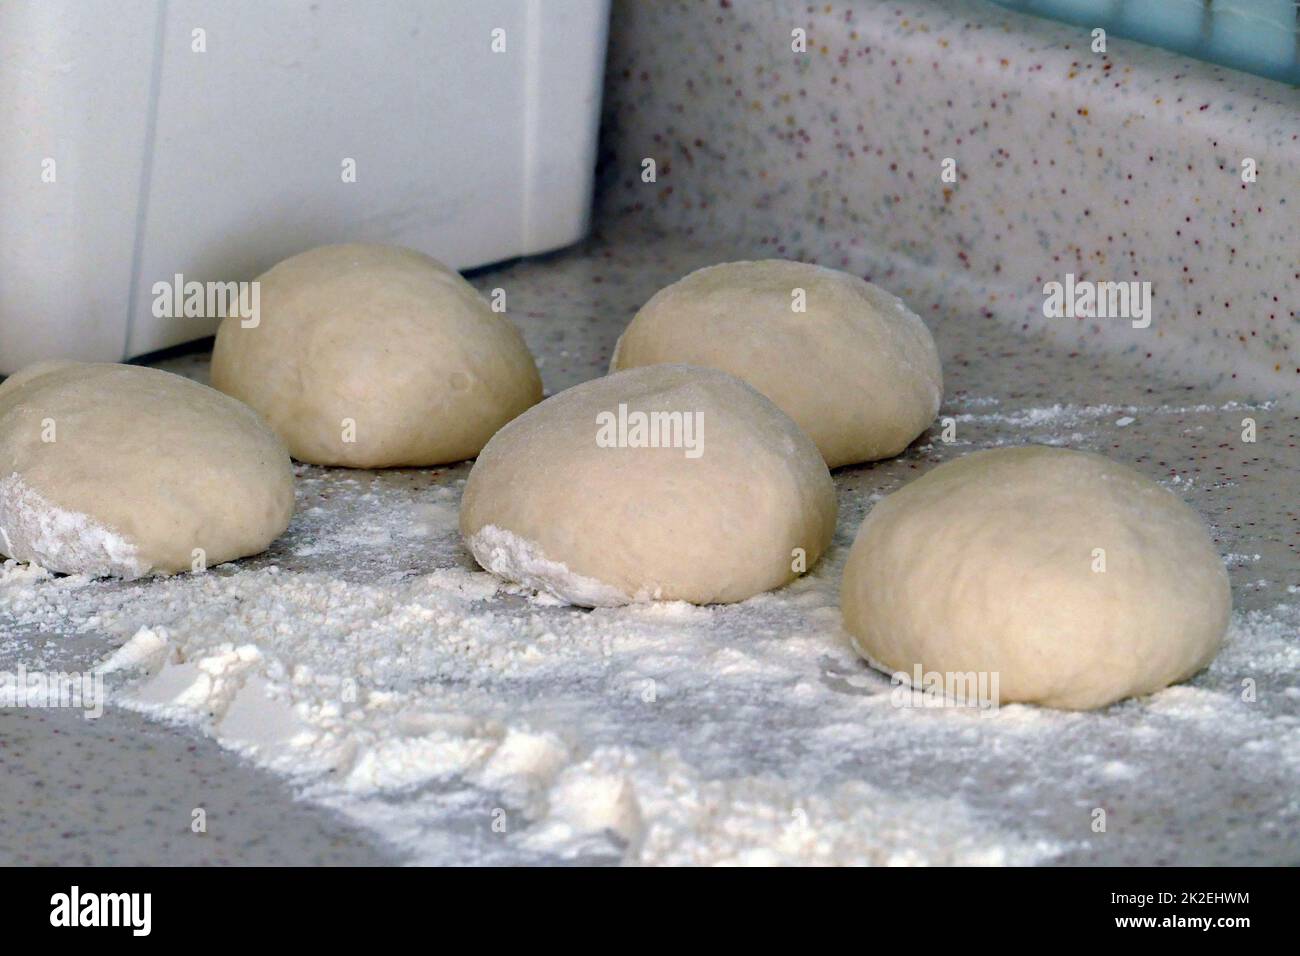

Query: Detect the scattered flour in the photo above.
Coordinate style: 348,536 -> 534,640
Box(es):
950,399 -> 1276,442
0,491 -> 1067,866
0,445 -> 1295,866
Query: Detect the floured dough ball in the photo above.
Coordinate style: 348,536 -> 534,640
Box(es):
460,365 -> 837,606
0,361 -> 294,579
841,446 -> 1230,710
211,243 -> 542,467
611,260 -> 943,467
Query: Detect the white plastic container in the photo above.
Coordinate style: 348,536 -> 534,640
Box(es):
0,0 -> 610,374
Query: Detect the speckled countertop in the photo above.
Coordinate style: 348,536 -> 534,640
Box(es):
1,0 -> 1297,865
598,0 -> 1299,394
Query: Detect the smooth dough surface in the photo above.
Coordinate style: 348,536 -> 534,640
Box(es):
841,446 -> 1230,710
211,243 -> 542,467
611,260 -> 943,467
0,361 -> 294,578
460,365 -> 838,606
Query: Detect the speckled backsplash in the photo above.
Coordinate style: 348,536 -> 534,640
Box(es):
596,0 -> 1299,399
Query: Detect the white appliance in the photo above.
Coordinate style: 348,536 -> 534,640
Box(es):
0,0 -> 610,374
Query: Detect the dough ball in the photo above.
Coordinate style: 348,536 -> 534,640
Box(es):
211,243 -> 542,467
460,365 -> 837,606
841,446 -> 1230,710
0,362 -> 294,579
611,260 -> 943,467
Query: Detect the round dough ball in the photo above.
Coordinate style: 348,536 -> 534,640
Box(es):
611,260 -> 943,468
211,243 -> 542,467
841,446 -> 1230,710
461,365 -> 837,606
0,361 -> 294,579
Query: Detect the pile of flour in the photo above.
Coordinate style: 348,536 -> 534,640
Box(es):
0,552 -> 1051,864
1,450 -> 1296,865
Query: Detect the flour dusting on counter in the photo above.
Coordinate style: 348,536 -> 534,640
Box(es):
1,438 -> 1296,865
0,542 -> 1057,865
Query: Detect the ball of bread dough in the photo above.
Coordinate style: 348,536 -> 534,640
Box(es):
211,243 -> 542,467
0,361 -> 294,579
611,260 -> 943,468
841,446 -> 1230,710
460,365 -> 837,606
